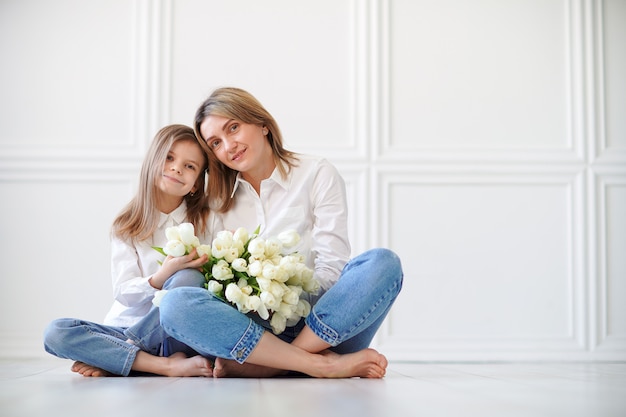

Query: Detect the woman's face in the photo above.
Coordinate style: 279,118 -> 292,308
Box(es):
199,114 -> 272,177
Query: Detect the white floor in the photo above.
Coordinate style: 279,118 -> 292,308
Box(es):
1,358 -> 625,417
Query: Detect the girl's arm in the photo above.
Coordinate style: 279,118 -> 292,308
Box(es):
110,236 -> 206,306
109,236 -> 158,307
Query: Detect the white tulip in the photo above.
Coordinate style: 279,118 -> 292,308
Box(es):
248,260 -> 263,277
225,282 -> 246,305
178,223 -> 197,246
207,280 -> 223,294
215,230 -> 234,247
282,287 -> 300,306
212,259 -> 234,281
295,299 -> 311,318
233,227 -> 249,246
211,238 -> 228,259
231,258 -> 248,273
270,312 -> 287,334
223,247 -> 240,263
164,240 -> 186,257
247,237 -> 266,257
277,229 -> 300,248
260,291 -> 280,310
196,244 -> 212,258
165,226 -> 181,242
152,290 -> 168,307
264,238 -> 282,258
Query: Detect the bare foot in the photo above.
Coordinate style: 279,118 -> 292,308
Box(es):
71,361 -> 114,377
316,348 -> 388,379
164,352 -> 214,377
213,357 -> 288,378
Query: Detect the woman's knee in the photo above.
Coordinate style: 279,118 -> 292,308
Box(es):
160,287 -> 205,324
363,248 -> 403,278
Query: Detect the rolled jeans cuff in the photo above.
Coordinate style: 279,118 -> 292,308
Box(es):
305,310 -> 340,346
230,320 -> 265,364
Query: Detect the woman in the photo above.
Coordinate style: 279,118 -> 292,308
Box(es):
157,87 -> 403,378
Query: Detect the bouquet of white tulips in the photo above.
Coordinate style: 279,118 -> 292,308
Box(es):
153,224 -> 319,334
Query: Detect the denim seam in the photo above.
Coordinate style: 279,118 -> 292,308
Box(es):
305,310 -> 340,345
121,346 -> 140,376
230,320 -> 264,364
84,325 -> 140,376
307,275 -> 402,346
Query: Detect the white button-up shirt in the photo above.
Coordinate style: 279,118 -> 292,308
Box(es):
220,154 -> 351,292
103,202 -> 219,327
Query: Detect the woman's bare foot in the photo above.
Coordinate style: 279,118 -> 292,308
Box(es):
315,348 -> 388,379
164,352 -> 214,377
213,357 -> 288,378
71,361 -> 114,377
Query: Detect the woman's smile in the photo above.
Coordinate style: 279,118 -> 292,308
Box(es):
231,148 -> 246,162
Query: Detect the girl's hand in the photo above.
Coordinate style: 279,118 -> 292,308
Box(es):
148,248 -> 208,289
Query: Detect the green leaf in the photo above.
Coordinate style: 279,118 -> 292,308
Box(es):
152,246 -> 167,256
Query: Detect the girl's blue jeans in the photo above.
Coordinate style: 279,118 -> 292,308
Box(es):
43,269 -> 205,376
159,248 -> 403,364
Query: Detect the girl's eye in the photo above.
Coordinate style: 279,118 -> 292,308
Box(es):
166,154 -> 174,161
186,164 -> 196,170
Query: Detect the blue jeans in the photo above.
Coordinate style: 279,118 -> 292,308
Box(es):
43,269 -> 205,376
159,248 -> 403,364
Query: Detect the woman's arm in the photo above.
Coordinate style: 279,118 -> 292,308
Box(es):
309,159 -> 351,290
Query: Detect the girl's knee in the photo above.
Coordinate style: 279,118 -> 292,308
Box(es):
43,318 -> 74,354
163,269 -> 205,289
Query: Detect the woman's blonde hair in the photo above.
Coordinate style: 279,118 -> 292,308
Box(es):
193,87 -> 299,212
112,124 -> 210,242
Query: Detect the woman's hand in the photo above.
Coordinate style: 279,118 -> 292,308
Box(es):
148,248 -> 208,289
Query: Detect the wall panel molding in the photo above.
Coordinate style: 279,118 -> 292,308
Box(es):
590,171 -> 626,358
372,167 -> 596,361
589,0 -> 626,165
372,0 -> 585,164
0,0 -> 164,172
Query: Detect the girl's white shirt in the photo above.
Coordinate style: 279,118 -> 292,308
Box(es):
219,154 -> 351,293
103,201 -> 220,327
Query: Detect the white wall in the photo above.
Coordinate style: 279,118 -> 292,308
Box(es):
0,0 -> 624,361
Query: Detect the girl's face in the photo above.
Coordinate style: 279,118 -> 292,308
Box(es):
199,114 -> 274,179
158,139 -> 204,198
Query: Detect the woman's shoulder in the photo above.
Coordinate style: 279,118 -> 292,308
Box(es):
292,153 -> 336,170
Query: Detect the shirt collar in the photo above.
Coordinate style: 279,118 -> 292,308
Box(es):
158,200 -> 188,228
230,167 -> 289,198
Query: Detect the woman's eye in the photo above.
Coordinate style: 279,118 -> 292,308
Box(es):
230,123 -> 238,132
210,140 -> 220,149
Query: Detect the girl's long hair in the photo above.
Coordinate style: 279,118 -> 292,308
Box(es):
112,124 -> 210,242
193,87 -> 299,212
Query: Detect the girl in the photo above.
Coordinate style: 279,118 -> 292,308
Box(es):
44,124 -> 218,377
156,88 -> 404,378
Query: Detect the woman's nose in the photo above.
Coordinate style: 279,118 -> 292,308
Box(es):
223,138 -> 235,152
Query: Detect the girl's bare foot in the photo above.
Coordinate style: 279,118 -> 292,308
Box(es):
213,357 -> 288,378
164,352 -> 214,377
316,348 -> 388,379
71,361 -> 114,377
